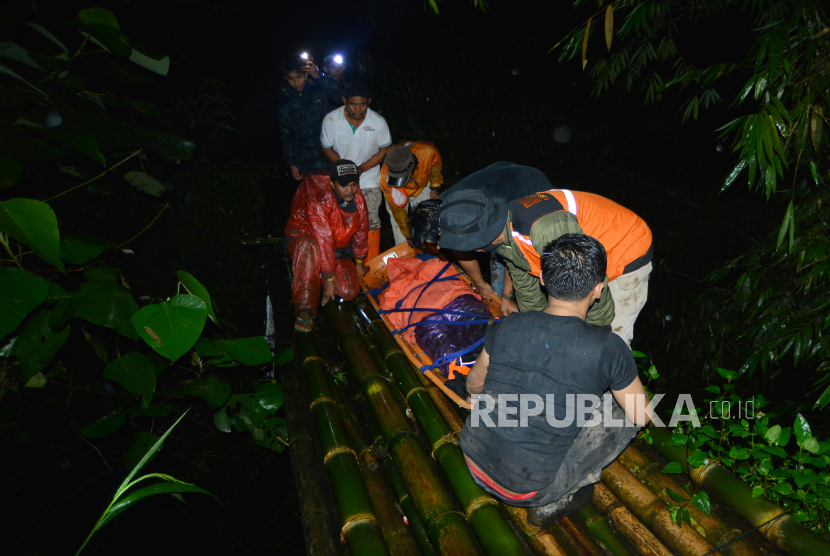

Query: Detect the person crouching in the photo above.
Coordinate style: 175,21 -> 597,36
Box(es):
284,160 -> 369,331
459,234 -> 652,526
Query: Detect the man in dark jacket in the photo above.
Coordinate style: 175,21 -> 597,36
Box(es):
278,54 -> 342,181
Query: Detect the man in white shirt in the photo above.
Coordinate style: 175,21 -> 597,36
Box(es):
321,82 -> 392,260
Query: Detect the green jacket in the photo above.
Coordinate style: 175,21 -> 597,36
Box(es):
495,210 -> 615,327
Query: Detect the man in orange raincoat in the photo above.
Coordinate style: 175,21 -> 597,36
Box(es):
284,160 -> 369,331
380,141 -> 444,246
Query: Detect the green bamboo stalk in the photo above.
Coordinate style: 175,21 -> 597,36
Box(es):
600,461 -> 718,556
294,331 -> 391,556
282,355 -> 340,556
353,296 -> 467,433
546,516 -> 604,556
618,446 -> 761,556
499,504 -> 570,556
325,301 -> 526,556
575,504 -> 636,556
591,482 -> 674,556
649,426 -> 830,556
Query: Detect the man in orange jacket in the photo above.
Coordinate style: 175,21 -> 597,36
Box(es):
284,160 -> 369,331
380,141 -> 444,246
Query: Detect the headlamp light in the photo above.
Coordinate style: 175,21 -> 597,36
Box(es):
300,52 -> 309,60
334,54 -> 343,64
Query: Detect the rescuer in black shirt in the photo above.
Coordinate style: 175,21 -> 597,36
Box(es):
459,234 -> 652,527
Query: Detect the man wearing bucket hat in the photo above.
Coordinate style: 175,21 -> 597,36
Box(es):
284,160 -> 369,331
437,183 -> 653,345
380,141 -> 444,246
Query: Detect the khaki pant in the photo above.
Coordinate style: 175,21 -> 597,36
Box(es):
362,187 -> 383,232
385,186 -> 432,246
608,261 -> 652,347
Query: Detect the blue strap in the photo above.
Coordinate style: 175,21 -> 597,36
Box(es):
391,318 -> 493,336
419,337 -> 485,373
367,281 -> 389,299
381,307 -> 493,319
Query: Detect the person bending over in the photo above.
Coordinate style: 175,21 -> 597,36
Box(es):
459,234 -> 652,526
417,179 -> 653,345
410,162 -> 554,300
380,142 -> 444,246
284,160 -> 369,331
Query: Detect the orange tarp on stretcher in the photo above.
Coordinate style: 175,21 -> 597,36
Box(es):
379,258 -> 481,344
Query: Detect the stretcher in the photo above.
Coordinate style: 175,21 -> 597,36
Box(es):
359,242 -> 503,410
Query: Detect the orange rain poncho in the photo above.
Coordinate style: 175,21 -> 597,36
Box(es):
379,141 -> 443,238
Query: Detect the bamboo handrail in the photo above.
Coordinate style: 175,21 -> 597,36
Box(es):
282,354 -> 341,556
649,426 -> 830,556
294,332 -> 391,556
322,302 -> 485,555
324,301 -> 527,556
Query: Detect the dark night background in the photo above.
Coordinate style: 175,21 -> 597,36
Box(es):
1,0 -> 784,554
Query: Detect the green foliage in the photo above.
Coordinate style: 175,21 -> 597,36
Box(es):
132,294 -> 208,362
663,366 -> 830,536
556,0 -> 830,404
75,410 -> 217,555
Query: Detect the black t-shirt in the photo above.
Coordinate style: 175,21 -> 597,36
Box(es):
459,311 -> 637,492
439,162 -> 554,204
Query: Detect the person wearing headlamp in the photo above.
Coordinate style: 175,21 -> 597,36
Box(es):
380,142 -> 444,246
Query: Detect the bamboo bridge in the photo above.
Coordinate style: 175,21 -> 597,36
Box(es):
276,259 -> 830,556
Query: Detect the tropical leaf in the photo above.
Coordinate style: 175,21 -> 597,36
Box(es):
176,271 -> 217,325
103,352 -> 156,406
131,295 -> 207,362
10,309 -> 69,381
0,198 -> 65,272
0,267 -> 48,341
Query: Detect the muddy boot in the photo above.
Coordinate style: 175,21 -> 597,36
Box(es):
526,484 -> 594,527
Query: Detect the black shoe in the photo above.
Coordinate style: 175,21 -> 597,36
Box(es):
526,484 -> 595,528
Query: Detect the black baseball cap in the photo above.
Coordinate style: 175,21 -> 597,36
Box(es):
330,160 -> 361,186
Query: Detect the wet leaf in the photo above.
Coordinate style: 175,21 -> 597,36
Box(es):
255,382 -> 284,413
273,346 -> 294,364
82,328 -> 109,364
24,372 -> 47,388
192,336 -> 271,367
132,295 -> 207,362
124,432 -> 161,470
176,376 -> 231,408
103,352 -> 156,406
60,234 -> 113,264
65,20 -> 131,58
687,449 -> 709,468
794,413 -> 812,443
10,309 -> 69,381
129,48 -> 170,76
604,6 -> 613,51
803,437 -> 821,454
776,200 -> 793,251
50,273 -> 138,339
666,487 -> 685,502
0,267 -> 48,341
0,198 -> 64,272
691,492 -> 711,516
752,486 -> 764,497
100,481 -> 215,528
582,18 -> 592,70
176,271 -> 217,325
77,7 -> 121,29
661,462 -> 683,474
82,411 -> 125,438
251,416 -> 287,453
214,407 -> 232,432
764,424 -> 782,443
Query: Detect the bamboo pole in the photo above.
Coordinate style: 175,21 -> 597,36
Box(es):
648,426 -> 830,556
575,504 -> 636,556
282,353 -> 341,556
600,461 -> 720,556
591,482 -> 673,556
547,516 -> 604,556
499,504 -> 570,556
353,296 -> 467,432
324,301 -> 527,556
321,303 -> 485,556
335,401 -> 424,556
295,331 -> 391,556
617,446 -> 761,556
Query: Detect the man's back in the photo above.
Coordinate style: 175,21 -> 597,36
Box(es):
459,311 -> 636,492
439,162 -> 554,204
